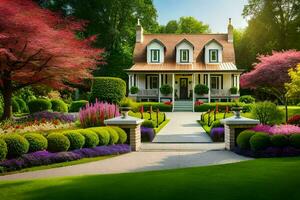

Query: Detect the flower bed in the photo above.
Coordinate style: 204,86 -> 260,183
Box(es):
0,144 -> 130,173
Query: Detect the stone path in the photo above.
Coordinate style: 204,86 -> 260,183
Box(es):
153,112 -> 212,143
0,149 -> 251,181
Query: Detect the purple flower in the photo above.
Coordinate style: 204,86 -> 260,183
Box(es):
269,125 -> 300,135
251,124 -> 272,133
26,111 -> 77,123
141,127 -> 155,142
210,127 -> 224,142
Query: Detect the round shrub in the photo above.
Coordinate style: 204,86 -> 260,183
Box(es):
130,86 -> 139,94
47,133 -> 70,152
24,133 -> 48,152
237,130 -> 256,150
239,95 -> 255,104
250,132 -> 271,151
160,85 -> 173,96
111,127 -> 127,144
211,120 -> 222,128
0,139 -> 8,160
12,98 -> 20,113
90,77 -> 126,104
51,99 -> 68,113
290,134 -> 300,149
88,127 -> 110,146
194,84 -> 209,95
230,87 -> 238,94
15,97 -> 28,113
251,101 -> 284,125
105,127 -> 119,145
63,131 -> 85,150
69,100 -> 88,112
3,134 -> 29,157
77,129 -> 99,148
28,99 -> 52,114
142,120 -> 156,128
270,134 -> 289,148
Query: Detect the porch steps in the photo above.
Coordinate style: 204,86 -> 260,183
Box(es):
173,101 -> 193,112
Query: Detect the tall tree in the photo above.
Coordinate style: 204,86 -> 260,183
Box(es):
165,20 -> 179,33
0,0 -> 102,119
240,50 -> 300,122
178,16 -> 210,33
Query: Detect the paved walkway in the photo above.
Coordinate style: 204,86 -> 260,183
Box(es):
0,149 -> 251,181
153,112 -> 212,143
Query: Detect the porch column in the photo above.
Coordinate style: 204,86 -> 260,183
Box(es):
158,73 -> 161,102
192,73 -> 195,112
172,73 -> 175,112
128,74 -> 132,92
208,73 -> 211,103
237,74 -> 240,95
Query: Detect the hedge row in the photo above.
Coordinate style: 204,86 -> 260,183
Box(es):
237,130 -> 300,152
0,126 -> 128,160
136,102 -> 172,112
195,102 -> 252,112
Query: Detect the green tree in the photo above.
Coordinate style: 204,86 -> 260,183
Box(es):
165,20 -> 179,33
286,64 -> 300,99
178,17 -> 210,33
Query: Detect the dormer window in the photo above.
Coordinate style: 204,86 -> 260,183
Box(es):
209,49 -> 218,63
151,49 -> 160,63
180,49 -> 189,63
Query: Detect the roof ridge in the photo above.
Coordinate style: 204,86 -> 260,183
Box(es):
144,33 -> 228,36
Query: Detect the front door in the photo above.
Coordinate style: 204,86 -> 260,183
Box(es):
180,78 -> 188,99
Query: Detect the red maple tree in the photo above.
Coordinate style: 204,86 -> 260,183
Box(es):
0,0 -> 103,119
240,50 -> 300,121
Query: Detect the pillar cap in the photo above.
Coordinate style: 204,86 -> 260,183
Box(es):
221,116 -> 259,125
104,116 -> 144,125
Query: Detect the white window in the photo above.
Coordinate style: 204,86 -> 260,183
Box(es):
146,75 -> 159,89
150,49 -> 160,63
211,76 -> 220,89
180,49 -> 189,63
209,49 -> 218,63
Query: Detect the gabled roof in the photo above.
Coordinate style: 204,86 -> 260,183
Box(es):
147,39 -> 166,49
175,38 -> 194,49
204,39 -> 223,48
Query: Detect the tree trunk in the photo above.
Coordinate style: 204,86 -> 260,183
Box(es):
285,97 -> 288,123
1,74 -> 13,120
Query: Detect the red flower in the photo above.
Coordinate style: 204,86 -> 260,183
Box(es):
195,100 -> 204,106
164,101 -> 172,105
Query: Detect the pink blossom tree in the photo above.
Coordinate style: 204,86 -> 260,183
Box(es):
240,50 -> 300,122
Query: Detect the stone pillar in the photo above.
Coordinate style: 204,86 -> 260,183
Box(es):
130,124 -> 141,151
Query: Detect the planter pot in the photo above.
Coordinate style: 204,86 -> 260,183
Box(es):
120,107 -> 131,119
232,106 -> 243,118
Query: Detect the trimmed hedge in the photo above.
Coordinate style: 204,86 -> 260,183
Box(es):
15,97 -> 28,113
0,139 -> 8,161
63,131 -> 85,150
239,95 -> 255,104
250,132 -> 271,151
138,102 -> 172,112
142,120 -> 156,128
88,127 -> 110,146
237,130 -> 256,150
77,129 -> 99,148
195,102 -> 251,112
290,134 -> 300,149
51,99 -> 68,113
105,127 -> 119,145
12,98 -> 20,113
90,77 -> 126,104
24,133 -> 48,152
69,100 -> 88,112
271,135 -> 289,148
28,99 -> 52,114
47,133 -> 70,152
3,134 -> 29,158
111,127 -> 127,144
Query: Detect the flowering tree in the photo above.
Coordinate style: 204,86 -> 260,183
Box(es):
240,50 -> 300,122
0,0 -> 103,119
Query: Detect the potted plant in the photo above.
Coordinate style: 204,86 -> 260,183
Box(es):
130,86 -> 139,95
119,98 -> 132,119
230,87 -> 238,95
194,84 -> 209,95
160,84 -> 173,96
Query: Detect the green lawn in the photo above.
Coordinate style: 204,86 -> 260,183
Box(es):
1,157 -> 300,200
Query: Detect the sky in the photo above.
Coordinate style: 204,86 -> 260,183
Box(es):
153,0 -> 248,33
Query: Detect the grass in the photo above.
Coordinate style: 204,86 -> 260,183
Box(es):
154,119 -> 170,134
0,155 -> 114,176
1,157 -> 300,200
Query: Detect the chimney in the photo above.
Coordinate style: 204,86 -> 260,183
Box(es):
227,18 -> 233,43
136,18 -> 144,43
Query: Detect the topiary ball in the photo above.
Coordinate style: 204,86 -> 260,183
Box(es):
105,127 -> 119,145
194,84 -> 209,95
3,134 -> 29,158
249,132 -> 271,151
24,133 -> 48,152
290,134 -> 300,149
0,139 -> 8,160
51,99 -> 68,113
111,127 -> 127,144
237,130 -> 256,150
270,134 -> 289,148
160,85 -> 173,96
77,129 -> 99,148
88,127 -> 110,146
63,131 -> 85,150
28,99 -> 52,114
47,133 -> 70,152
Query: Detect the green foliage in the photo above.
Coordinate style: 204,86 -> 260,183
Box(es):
119,97 -> 137,109
24,133 -> 48,152
250,132 -> 271,151
12,98 -> 20,113
47,133 -> 70,152
160,17 -> 210,33
3,134 -> 29,157
51,99 -> 68,113
69,100 -> 88,112
28,99 -> 52,114
14,97 -> 28,113
77,129 -> 99,148
195,102 -> 251,112
0,139 -> 8,160
142,120 -> 156,128
270,135 -> 289,148
230,87 -> 238,95
237,130 -> 256,150
88,127 -> 110,146
136,102 -> 172,112
160,85 -> 173,96
111,127 -> 127,144
239,95 -> 255,104
165,20 -> 178,33
211,120 -> 222,128
130,86 -> 139,94
251,101 -> 284,125
290,134 -> 300,149
194,84 -> 209,95
105,127 -> 119,145
90,77 -> 126,104
63,131 -> 85,150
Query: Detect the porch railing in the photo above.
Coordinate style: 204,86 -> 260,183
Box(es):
210,89 -> 231,96
137,89 -> 159,97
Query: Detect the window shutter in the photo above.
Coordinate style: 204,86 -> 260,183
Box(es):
221,75 -> 223,89
198,74 -> 200,84
165,74 -> 168,84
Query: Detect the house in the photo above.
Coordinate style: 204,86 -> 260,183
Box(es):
126,19 -> 243,111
